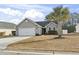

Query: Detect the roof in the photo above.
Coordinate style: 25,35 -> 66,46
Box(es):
17,18 -> 56,28
17,18 -> 42,28
0,22 -> 16,29
36,21 -> 50,27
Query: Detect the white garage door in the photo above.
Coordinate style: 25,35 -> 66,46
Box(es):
18,28 -> 36,36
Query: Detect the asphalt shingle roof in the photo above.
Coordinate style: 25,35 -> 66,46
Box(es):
36,21 -> 50,27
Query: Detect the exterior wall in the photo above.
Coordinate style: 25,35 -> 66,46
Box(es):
18,20 -> 36,28
35,27 -> 42,35
45,22 -> 57,33
63,30 -> 68,34
16,27 -> 19,36
0,29 -> 16,36
76,24 -> 79,33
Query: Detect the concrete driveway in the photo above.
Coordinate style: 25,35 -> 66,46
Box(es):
0,36 -> 30,49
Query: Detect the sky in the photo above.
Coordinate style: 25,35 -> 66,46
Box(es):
0,4 -> 79,24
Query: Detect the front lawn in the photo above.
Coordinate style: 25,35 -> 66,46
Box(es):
7,34 -> 79,52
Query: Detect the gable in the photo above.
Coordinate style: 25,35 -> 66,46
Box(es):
45,22 -> 57,28
18,20 -> 36,28
17,18 -> 42,28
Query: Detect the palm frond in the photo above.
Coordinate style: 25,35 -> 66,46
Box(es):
45,6 -> 70,22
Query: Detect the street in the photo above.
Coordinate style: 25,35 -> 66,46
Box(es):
0,50 -> 79,55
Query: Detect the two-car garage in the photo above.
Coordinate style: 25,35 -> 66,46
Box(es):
16,18 -> 42,36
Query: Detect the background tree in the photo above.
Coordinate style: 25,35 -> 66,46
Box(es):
46,6 -> 70,38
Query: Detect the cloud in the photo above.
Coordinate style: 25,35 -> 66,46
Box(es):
69,8 -> 79,13
0,4 -> 53,24
23,9 -> 45,21
4,4 -> 52,14
74,8 -> 79,13
63,5 -> 70,8
0,8 -> 23,16
0,9 -> 46,24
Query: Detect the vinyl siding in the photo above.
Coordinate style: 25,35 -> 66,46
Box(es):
45,22 -> 57,33
16,20 -> 42,36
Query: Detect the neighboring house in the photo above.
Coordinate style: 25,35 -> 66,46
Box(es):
16,18 -> 67,36
76,23 -> 79,33
0,22 -> 16,36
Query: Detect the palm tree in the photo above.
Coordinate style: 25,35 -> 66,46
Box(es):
46,6 -> 70,38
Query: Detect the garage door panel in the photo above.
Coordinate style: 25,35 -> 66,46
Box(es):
18,28 -> 35,36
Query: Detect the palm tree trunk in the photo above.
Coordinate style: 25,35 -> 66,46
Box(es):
57,21 -> 63,38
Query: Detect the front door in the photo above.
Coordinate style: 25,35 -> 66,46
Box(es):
42,28 -> 46,35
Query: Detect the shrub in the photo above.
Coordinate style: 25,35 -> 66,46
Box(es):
67,25 -> 76,33
48,30 -> 58,35
63,25 -> 76,33
36,34 -> 40,36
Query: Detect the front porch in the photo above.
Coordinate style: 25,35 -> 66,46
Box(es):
41,27 -> 57,35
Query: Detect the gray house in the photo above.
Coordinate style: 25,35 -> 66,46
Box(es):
0,22 -> 16,36
36,21 -> 57,34
16,18 -> 67,36
16,18 -> 42,36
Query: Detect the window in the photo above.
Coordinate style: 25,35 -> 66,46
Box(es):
53,27 -> 55,30
49,27 -> 51,31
